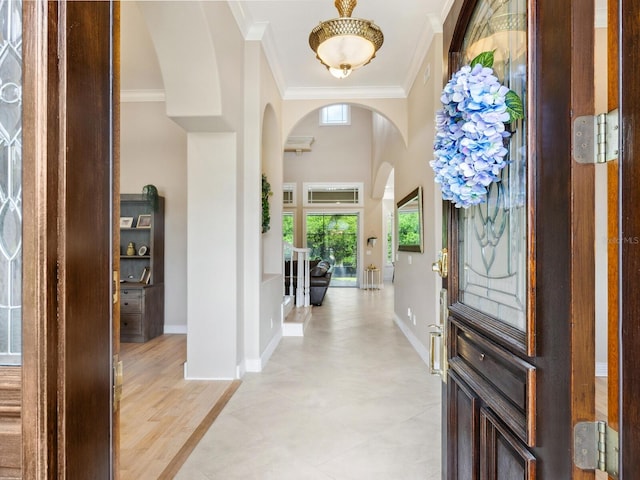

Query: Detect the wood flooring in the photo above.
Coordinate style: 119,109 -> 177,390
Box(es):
119,334 -> 239,479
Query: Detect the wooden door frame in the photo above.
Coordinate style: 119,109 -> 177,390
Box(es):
619,0 -> 640,475
21,2 -> 118,477
441,0 -> 596,478
22,1 -> 62,475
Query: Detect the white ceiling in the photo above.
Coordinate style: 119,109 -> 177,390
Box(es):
230,0 -> 454,99
121,0 -> 608,101
120,0 -> 453,100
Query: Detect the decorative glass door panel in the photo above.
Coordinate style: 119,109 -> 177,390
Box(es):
0,0 -> 22,365
456,0 -> 528,334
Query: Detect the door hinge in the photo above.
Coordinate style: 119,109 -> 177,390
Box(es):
574,421 -> 619,478
113,354 -> 123,412
573,109 -> 619,164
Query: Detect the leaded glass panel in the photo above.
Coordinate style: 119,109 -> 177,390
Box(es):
457,0 -> 527,331
0,0 -> 22,365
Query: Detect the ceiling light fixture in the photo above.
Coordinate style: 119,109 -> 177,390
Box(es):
309,0 -> 384,79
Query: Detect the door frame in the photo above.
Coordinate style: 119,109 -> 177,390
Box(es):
21,1 -> 118,477
618,0 -> 640,474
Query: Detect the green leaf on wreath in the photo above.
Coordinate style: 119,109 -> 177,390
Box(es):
505,90 -> 525,122
470,51 -> 495,68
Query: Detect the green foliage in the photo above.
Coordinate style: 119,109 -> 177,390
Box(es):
306,214 -> 358,268
398,211 -> 420,246
470,50 -> 495,68
262,174 -> 272,234
505,89 -> 525,121
282,213 -> 294,245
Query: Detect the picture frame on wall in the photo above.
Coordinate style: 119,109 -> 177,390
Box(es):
120,217 -> 134,228
137,214 -> 152,228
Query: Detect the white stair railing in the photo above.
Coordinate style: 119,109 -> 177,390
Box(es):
283,242 -> 311,307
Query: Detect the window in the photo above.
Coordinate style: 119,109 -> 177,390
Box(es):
0,1 -> 22,365
283,183 -> 296,206
306,213 -> 359,287
386,212 -> 394,265
303,183 -> 363,207
283,212 -> 295,244
319,104 -> 350,126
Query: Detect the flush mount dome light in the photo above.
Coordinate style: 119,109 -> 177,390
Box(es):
309,0 -> 384,79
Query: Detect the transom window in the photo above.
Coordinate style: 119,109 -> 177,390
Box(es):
283,183 -> 297,206
319,104 -> 350,126
303,183 -> 363,207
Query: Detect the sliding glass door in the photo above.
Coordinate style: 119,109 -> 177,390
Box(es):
305,212 -> 359,287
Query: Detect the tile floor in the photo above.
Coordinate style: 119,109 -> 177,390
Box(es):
177,285 -> 442,479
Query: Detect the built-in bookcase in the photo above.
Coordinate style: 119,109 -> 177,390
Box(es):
119,194 -> 165,342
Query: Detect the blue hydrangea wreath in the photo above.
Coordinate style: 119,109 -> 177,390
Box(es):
430,51 -> 524,208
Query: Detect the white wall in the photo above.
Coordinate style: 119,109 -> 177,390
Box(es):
120,101 -> 188,332
186,132 -> 238,379
392,34 -> 443,363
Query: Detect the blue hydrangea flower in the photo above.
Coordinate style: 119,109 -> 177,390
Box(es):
430,62 -> 515,208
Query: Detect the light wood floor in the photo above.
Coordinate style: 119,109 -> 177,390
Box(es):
595,377 -> 608,480
119,334 -> 240,479
596,376 -> 607,421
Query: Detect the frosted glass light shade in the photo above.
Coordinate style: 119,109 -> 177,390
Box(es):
317,34 -> 376,71
309,0 -> 383,78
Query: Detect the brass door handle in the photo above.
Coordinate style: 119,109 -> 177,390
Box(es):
428,327 -> 443,376
432,248 -> 448,278
113,271 -> 119,304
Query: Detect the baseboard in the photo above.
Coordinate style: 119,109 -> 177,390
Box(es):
183,362 -> 236,381
164,325 -> 187,334
245,329 -> 283,373
282,322 -> 304,336
393,314 -> 430,368
236,360 -> 246,378
596,362 -> 608,377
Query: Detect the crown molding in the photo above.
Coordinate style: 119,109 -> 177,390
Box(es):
229,1 -> 287,98
440,0 -> 456,24
120,89 -> 166,103
283,85 -> 407,101
403,15 -> 439,94
228,1 -> 251,38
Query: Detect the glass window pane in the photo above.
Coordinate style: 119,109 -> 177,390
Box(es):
319,104 -> 350,125
0,0 -> 23,365
457,0 -> 527,331
306,213 -> 359,287
283,212 -> 294,261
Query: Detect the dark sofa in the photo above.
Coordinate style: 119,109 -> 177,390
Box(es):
284,259 -> 332,306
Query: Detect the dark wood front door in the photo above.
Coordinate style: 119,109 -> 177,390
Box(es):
437,0 -> 597,478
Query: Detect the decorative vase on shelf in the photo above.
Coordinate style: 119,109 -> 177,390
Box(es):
126,242 -> 136,256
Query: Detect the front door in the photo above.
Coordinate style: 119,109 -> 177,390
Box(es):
436,0 -> 597,478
